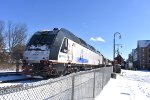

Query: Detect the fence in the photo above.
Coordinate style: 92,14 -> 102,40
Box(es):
0,67 -> 113,100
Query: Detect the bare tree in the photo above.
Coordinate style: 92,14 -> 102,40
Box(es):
5,21 -> 27,62
6,21 -> 27,53
0,20 -> 4,52
0,20 -> 6,63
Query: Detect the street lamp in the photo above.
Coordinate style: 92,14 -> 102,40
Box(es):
113,32 -> 121,61
115,44 -> 122,55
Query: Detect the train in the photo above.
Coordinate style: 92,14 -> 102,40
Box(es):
22,28 -> 111,78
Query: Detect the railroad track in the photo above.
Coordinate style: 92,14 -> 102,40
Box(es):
0,72 -> 60,84
0,72 -> 22,77
0,77 -> 40,83
0,72 -> 42,83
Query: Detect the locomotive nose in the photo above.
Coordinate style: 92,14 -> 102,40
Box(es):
23,45 -> 50,63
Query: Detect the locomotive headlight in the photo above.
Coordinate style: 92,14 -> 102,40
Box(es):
43,57 -> 49,60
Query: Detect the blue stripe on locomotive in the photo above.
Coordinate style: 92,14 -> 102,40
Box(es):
77,57 -> 88,63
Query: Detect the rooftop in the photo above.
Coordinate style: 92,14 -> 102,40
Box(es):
138,40 -> 150,47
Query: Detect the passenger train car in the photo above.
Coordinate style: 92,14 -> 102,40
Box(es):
22,28 -> 110,78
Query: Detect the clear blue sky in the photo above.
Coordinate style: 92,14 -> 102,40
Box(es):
0,0 -> 150,60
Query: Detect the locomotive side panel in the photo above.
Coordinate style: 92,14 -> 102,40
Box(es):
62,38 -> 100,65
57,37 -> 102,70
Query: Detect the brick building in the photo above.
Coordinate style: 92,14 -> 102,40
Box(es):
137,40 -> 150,70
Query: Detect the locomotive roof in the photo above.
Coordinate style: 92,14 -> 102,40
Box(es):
59,28 -> 100,54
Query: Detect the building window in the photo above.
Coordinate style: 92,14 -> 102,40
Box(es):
149,60 -> 150,63
143,60 -> 145,62
149,54 -> 150,58
142,49 -> 144,52
149,49 -> 150,52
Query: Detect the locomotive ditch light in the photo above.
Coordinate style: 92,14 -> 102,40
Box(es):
44,61 -> 47,65
22,65 -> 25,70
40,60 -> 44,62
41,60 -> 49,65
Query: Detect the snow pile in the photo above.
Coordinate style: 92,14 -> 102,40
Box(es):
95,70 -> 150,100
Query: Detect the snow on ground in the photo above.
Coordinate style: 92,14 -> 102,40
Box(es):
95,69 -> 150,100
0,68 -> 22,73
0,82 -> 19,87
0,69 -> 28,87
0,69 -> 16,72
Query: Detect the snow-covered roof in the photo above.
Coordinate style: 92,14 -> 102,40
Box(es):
138,40 -> 150,47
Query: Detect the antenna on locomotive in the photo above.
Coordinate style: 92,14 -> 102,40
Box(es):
53,28 -> 59,33
53,28 -> 59,30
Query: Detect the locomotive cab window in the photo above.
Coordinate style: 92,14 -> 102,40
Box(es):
61,38 -> 68,53
27,32 -> 56,47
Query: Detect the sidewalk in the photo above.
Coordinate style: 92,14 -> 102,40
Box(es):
95,70 -> 150,100
95,75 -> 132,100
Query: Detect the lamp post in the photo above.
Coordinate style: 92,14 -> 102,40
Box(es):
113,32 -> 121,61
115,44 -> 122,55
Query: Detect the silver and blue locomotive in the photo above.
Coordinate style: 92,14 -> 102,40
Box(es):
22,28 -> 108,78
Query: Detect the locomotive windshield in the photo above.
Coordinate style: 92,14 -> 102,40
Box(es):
27,32 -> 56,46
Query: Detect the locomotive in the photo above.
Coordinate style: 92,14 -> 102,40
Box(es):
22,28 -> 109,78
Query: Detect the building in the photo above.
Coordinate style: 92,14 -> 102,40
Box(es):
137,40 -> 150,70
127,40 -> 150,70
132,49 -> 138,69
126,53 -> 134,69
